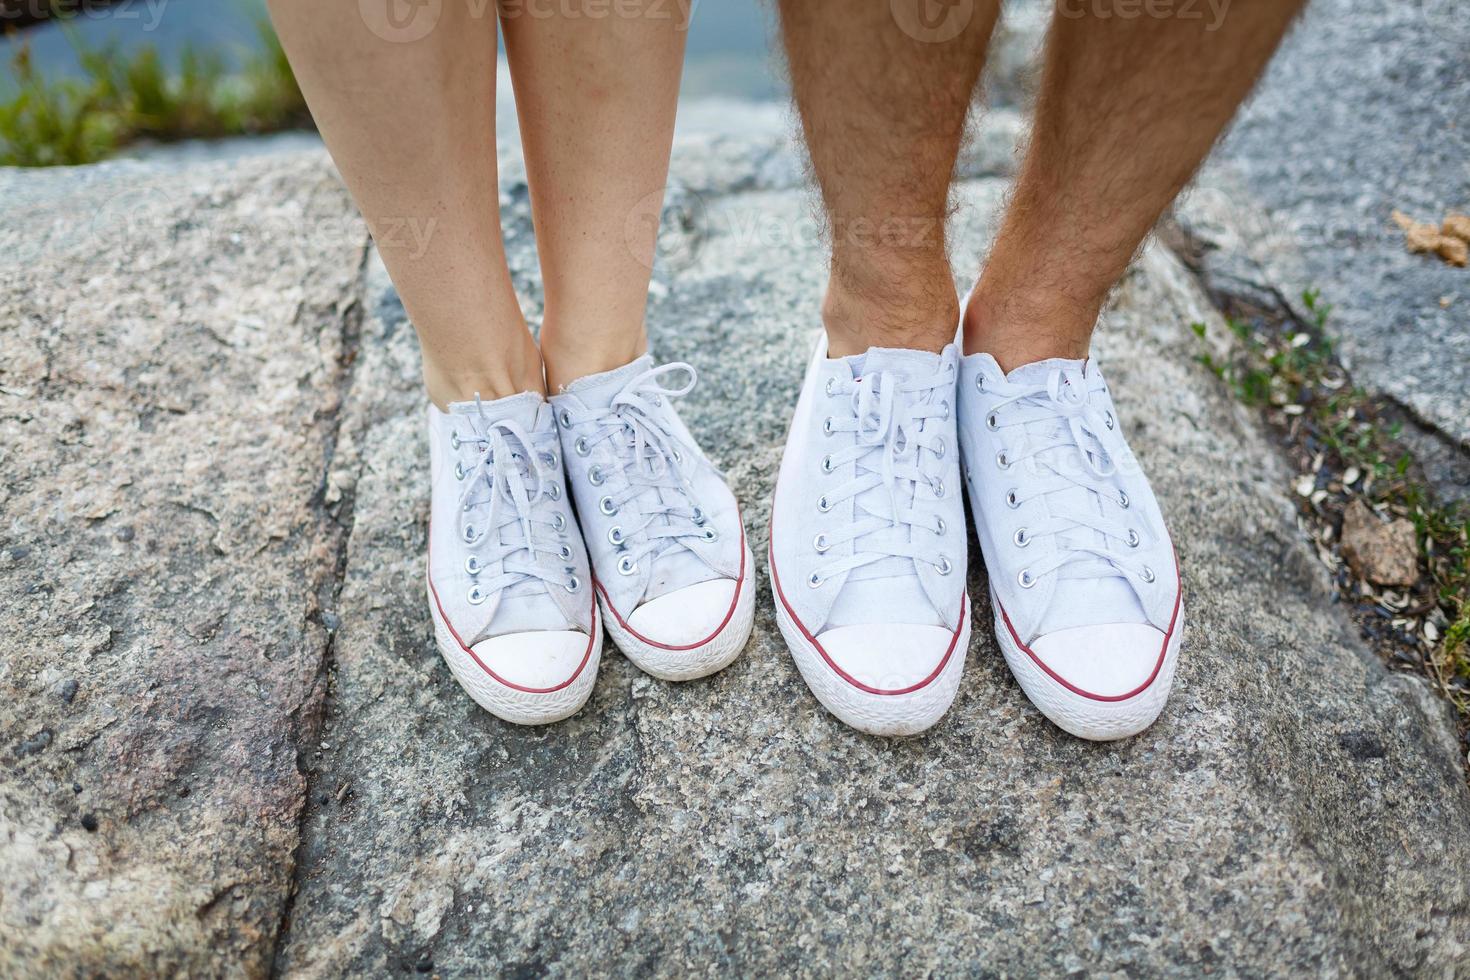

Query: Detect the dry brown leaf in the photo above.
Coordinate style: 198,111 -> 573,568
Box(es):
1443,213 -> 1470,243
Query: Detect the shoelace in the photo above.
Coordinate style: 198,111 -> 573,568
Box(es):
810,363 -> 953,586
564,363 -> 714,575
981,366 -> 1156,593
454,401 -> 573,602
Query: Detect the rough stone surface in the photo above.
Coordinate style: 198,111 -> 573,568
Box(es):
1189,0 -> 1470,448
1340,499 -> 1421,588
3,139 -> 1470,975
0,156 -> 368,973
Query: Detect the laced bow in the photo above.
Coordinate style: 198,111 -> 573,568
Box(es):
984,365 -> 1153,591
566,363 -> 711,571
454,401 -> 568,599
811,364 -> 953,585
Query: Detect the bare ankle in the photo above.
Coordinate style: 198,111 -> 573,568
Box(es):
539,325 -> 648,394
962,286 -> 1098,373
823,254 -> 958,358
422,336 -> 545,410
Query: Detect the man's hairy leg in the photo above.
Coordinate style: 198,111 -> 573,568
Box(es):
966,0 -> 1306,369
778,0 -> 1002,356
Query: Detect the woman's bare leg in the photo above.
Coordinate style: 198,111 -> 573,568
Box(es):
267,0 -> 542,406
499,0 -> 689,392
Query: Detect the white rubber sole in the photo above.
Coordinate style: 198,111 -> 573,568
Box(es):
992,588 -> 1183,741
428,578 -> 602,726
598,546 -> 756,682
771,557 -> 970,736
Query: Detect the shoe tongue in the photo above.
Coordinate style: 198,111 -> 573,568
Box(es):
1004,356 -> 1088,386
826,346 -> 946,629
1001,358 -> 1148,632
560,354 -> 655,409
446,390 -> 546,432
848,346 -> 942,381
445,391 -> 567,636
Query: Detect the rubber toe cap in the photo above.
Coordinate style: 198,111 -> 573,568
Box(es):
471,630 -> 592,691
1029,623 -> 1167,699
816,623 -> 956,693
625,578 -> 739,647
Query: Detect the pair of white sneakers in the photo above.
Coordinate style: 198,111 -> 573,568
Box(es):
426,356 -> 755,726
769,332 -> 1183,740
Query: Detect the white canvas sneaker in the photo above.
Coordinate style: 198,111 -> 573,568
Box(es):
769,335 -> 970,736
957,354 -> 1184,741
551,356 -> 754,681
425,391 -> 602,725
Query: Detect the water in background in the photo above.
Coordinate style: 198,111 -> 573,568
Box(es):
3,0 -> 784,101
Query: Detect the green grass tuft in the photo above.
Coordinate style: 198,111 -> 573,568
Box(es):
1193,290 -> 1470,703
1,14 -> 308,166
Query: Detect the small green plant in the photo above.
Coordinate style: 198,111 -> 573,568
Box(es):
1192,290 -> 1470,708
1,14 -> 308,166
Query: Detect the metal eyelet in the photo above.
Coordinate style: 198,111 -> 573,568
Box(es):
932,479 -> 944,499
1127,529 -> 1140,548
588,466 -> 605,487
1118,491 -> 1130,509
933,437 -> 945,459
975,374 -> 986,392
1141,566 -> 1156,584
672,447 -> 683,463
986,412 -> 999,431
940,399 -> 950,421
691,507 -> 705,526
618,556 -> 637,576
467,586 -> 487,605
813,533 -> 830,553
1013,528 -> 1030,548
996,450 -> 1010,470
462,525 -> 476,542
465,556 -> 481,575
702,528 -> 718,543
817,495 -> 832,513
1017,569 -> 1036,589
548,483 -> 562,501
1105,411 -> 1115,431
935,556 -> 952,575
574,437 -> 590,457
821,454 -> 834,474
565,576 -> 580,593
599,496 -> 618,516
558,545 -> 573,561
1005,490 -> 1020,509
807,572 -> 823,588
454,461 -> 467,481
545,450 -> 559,469
450,431 -> 462,450
824,377 -> 836,396
560,410 -> 572,428
552,513 -> 567,532
936,518 -> 946,535
608,526 -> 625,546
822,417 -> 834,437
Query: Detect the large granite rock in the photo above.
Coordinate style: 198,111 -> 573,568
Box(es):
2,140 -> 1468,975
0,156 -> 369,975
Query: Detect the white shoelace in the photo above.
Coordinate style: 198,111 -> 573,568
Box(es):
981,366 -> 1156,593
563,363 -> 713,575
810,363 -> 953,586
454,402 -> 573,602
